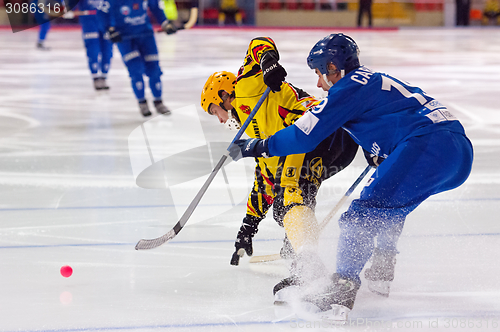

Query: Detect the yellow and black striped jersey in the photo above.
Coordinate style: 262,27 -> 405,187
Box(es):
232,37 -> 319,220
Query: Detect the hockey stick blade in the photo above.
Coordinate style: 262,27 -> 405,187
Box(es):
249,253 -> 281,263
135,229 -> 176,250
183,7 -> 198,29
135,153 -> 229,250
135,88 -> 272,250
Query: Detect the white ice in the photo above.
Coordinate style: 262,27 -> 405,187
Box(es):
0,26 -> 499,332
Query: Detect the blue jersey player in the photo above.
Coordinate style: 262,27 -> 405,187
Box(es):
32,0 -> 62,50
97,0 -> 177,116
65,0 -> 113,90
232,33 -> 473,321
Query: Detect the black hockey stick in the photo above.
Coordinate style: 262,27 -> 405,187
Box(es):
135,87 -> 271,250
249,165 -> 373,263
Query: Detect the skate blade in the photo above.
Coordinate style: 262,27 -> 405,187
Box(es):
321,304 -> 351,324
273,302 -> 295,321
367,280 -> 390,297
273,285 -> 301,306
294,303 -> 350,325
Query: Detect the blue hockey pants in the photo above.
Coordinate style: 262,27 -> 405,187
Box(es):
117,34 -> 162,101
336,130 -> 473,283
81,18 -> 112,78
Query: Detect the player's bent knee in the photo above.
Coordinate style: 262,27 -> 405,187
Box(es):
144,56 -> 162,78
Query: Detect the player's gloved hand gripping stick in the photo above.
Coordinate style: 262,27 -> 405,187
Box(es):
156,7 -> 199,34
135,87 -> 272,250
260,51 -> 287,93
161,21 -> 177,35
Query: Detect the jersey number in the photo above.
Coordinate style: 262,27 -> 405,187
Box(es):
97,0 -> 110,13
381,76 -> 427,105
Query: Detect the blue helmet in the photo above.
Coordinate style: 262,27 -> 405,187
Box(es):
307,33 -> 360,76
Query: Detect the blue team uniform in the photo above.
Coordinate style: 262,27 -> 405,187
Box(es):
77,0 -> 113,79
32,0 -> 60,44
38,21 -> 51,44
266,66 -> 474,283
97,0 -> 168,101
33,0 -> 77,47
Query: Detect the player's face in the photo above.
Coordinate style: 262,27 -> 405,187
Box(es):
315,69 -> 332,91
208,104 -> 229,124
315,66 -> 342,91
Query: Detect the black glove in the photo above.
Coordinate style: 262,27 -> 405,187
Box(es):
230,216 -> 261,266
260,51 -> 287,92
229,138 -> 271,161
107,27 -> 122,43
162,21 -> 177,35
363,149 -> 385,167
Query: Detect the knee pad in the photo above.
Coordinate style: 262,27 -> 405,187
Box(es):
125,57 -> 143,78
144,56 -> 162,79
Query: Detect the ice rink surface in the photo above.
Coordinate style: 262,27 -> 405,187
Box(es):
0,26 -> 499,331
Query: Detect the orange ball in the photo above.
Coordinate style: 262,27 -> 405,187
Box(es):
60,265 -> 73,278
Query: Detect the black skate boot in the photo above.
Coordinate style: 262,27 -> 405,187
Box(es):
95,77 -> 109,90
364,247 -> 397,297
139,100 -> 152,117
36,42 -> 50,51
273,251 -> 327,306
93,77 -> 109,90
302,273 -> 360,323
93,78 -> 102,90
154,100 -> 172,115
273,275 -> 302,305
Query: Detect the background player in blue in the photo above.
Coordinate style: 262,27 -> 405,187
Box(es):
97,0 -> 177,116
232,33 -> 474,321
32,0 -> 62,50
36,21 -> 51,50
64,0 -> 113,90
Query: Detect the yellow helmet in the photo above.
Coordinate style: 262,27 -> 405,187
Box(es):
201,71 -> 237,113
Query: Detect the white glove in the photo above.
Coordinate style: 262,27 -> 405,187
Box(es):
62,11 -> 75,19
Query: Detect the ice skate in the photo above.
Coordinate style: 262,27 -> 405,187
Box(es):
93,77 -> 109,91
93,78 -> 101,90
93,77 -> 109,90
273,251 -> 327,306
139,101 -> 152,117
154,100 -> 171,115
364,248 -> 397,297
273,276 -> 302,305
300,273 -> 360,324
36,42 -> 50,51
